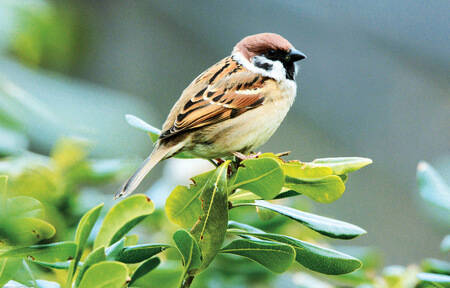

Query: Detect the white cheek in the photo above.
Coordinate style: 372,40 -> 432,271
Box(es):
232,52 -> 287,82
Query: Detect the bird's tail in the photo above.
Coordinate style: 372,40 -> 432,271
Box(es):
114,145 -> 173,199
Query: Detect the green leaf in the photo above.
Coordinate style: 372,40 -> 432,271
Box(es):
35,279 -> 61,288
129,257 -> 161,286
417,272 -> 450,286
228,229 -> 362,274
124,234 -> 139,246
191,161 -> 230,271
0,241 -> 76,262
236,201 -> 366,239
173,230 -> 201,273
219,238 -> 295,273
94,194 -> 154,249
284,175 -> 346,203
6,196 -> 45,218
312,157 -> 372,175
32,260 -> 71,270
2,217 -> 55,245
67,204 -> 103,284
74,246 -> 106,287
125,114 -> 161,143
228,189 -> 261,201
130,261 -> 182,288
282,161 -> 333,179
105,238 -> 126,261
165,170 -> 213,228
441,235 -> 450,253
78,262 -> 128,288
227,221 -> 265,233
231,158 -> 284,199
417,161 -> 450,211
422,258 -> 450,275
0,258 -> 22,287
116,243 -> 170,263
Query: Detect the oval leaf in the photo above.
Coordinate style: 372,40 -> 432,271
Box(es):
78,261 -> 128,288
129,257 -> 161,286
231,158 -> 284,199
220,238 -> 295,273
238,201 -> 366,239
7,196 -> 45,218
312,157 -> 372,175
5,217 -> 55,244
75,246 -> 106,287
173,230 -> 201,272
94,194 -> 154,249
165,171 -> 213,228
191,161 -> 230,271
282,161 -> 332,180
284,175 -> 345,203
0,241 -> 76,262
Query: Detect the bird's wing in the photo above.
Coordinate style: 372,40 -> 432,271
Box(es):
160,57 -> 270,140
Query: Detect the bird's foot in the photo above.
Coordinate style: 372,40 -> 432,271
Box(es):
233,152 -> 261,161
275,151 -> 291,158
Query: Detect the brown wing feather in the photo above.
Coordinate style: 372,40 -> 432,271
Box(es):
160,57 -> 269,140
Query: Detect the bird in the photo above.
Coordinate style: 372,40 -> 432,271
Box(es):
115,33 -> 306,199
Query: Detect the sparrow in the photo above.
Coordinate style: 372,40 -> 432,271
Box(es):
115,33 -> 306,199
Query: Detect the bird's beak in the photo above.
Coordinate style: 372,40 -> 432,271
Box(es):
289,48 -> 307,62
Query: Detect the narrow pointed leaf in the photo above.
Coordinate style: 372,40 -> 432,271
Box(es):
35,280 -> 61,288
312,157 -> 372,175
231,158 -> 284,199
191,161 -> 230,271
94,194 -> 154,249
173,229 -> 201,272
67,203 -> 103,283
125,114 -> 160,142
417,272 -> 450,286
105,238 -> 126,261
441,235 -> 450,253
117,243 -> 170,263
0,242 -> 76,262
32,260 -> 72,270
74,246 -> 106,286
129,257 -> 161,286
165,171 -> 213,228
220,238 -> 295,273
228,229 -> 362,274
125,114 -> 194,159
417,161 -> 450,211
78,262 -> 128,288
238,201 -> 366,239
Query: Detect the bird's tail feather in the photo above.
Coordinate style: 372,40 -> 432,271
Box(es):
114,145 -> 172,199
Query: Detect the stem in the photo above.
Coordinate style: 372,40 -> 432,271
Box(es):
181,275 -> 195,288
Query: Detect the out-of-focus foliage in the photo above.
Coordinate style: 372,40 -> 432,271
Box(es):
9,2 -> 85,73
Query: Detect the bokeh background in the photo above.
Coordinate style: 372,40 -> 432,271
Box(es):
0,0 -> 448,268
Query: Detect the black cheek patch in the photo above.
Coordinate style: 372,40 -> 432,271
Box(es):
255,60 -> 273,71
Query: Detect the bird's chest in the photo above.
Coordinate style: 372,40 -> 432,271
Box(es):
190,79 -> 296,157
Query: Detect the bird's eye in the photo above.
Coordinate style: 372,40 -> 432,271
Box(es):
267,49 -> 276,57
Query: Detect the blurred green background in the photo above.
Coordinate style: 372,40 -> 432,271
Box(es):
0,0 -> 448,268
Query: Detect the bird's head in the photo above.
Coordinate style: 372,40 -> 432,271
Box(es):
233,33 -> 306,80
